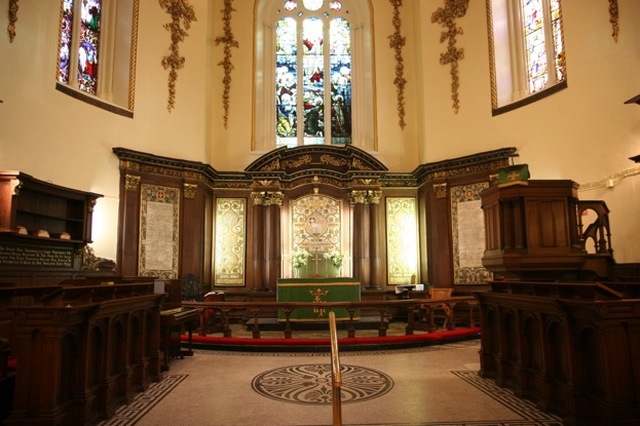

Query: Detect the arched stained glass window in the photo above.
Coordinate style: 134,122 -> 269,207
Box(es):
487,0 -> 566,113
274,1 -> 352,147
255,0 -> 374,151
56,0 -> 139,116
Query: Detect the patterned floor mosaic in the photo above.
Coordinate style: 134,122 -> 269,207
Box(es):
93,374 -> 188,426
252,363 -> 394,404
452,370 -> 563,426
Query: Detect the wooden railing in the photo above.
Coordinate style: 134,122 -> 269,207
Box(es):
181,296 -> 478,339
329,312 -> 342,426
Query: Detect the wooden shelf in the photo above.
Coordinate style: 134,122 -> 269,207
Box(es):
0,171 -> 103,284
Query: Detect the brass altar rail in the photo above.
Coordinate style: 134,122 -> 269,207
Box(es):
181,296 -> 477,339
329,312 -> 342,426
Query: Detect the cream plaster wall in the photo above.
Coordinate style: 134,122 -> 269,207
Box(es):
0,0 -> 638,263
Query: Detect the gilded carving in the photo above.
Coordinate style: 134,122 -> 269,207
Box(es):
264,191 -> 284,206
349,190 -> 366,205
320,154 -> 348,167
431,0 -> 470,114
159,0 -> 197,112
609,0 -> 619,42
283,155 -> 313,169
183,183 -> 197,198
8,0 -> 18,42
260,159 -> 281,172
215,0 -> 239,128
81,246 -> 116,271
125,174 -> 141,191
388,0 -> 407,129
250,191 -> 265,205
433,183 -> 448,198
368,190 -> 382,204
350,158 -> 372,170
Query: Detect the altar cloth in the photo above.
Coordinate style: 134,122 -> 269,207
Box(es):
276,278 -> 361,321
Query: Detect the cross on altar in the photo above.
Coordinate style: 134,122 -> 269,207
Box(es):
310,253 -> 322,277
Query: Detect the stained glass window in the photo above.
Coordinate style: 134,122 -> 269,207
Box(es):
58,0 -> 74,84
274,0 -> 351,147
488,0 -> 567,111
56,0 -> 138,114
522,0 -> 565,94
77,0 -> 101,95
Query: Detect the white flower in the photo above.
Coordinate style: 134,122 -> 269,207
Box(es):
287,248 -> 310,269
323,250 -> 345,268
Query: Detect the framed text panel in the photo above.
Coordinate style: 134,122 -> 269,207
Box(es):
451,183 -> 492,284
139,184 -> 180,279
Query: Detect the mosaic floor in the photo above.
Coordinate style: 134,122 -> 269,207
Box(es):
94,341 -> 564,426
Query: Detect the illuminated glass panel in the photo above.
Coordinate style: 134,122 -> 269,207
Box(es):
276,17 -> 298,148
550,0 -> 564,81
214,198 -> 246,287
302,17 -> 325,145
284,0 -> 297,11
303,0 -> 323,11
386,198 -> 418,285
523,0 -> 547,93
329,17 -> 351,144
274,2 -> 352,147
77,0 -> 101,95
57,0 -> 74,83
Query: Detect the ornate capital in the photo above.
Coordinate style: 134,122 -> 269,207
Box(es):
125,174 -> 141,191
264,191 -> 284,206
368,190 -> 382,205
183,183 -> 197,199
349,190 -> 381,205
433,183 -> 447,198
250,191 -> 265,205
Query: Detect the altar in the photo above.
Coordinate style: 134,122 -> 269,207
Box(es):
276,278 -> 361,321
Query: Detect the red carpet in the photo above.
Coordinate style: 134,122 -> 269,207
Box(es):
182,327 -> 481,351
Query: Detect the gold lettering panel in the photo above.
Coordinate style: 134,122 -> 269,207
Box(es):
386,197 -> 418,285
214,198 -> 246,286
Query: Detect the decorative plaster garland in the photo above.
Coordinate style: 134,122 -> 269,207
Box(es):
609,0 -> 619,42
431,0 -> 470,114
215,0 -> 239,129
7,0 -> 18,42
388,0 -> 406,129
159,0 -> 197,112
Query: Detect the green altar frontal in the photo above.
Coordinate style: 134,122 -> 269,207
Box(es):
276,278 -> 361,322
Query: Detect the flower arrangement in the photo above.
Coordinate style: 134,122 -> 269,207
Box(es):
323,250 -> 345,269
287,248 -> 310,269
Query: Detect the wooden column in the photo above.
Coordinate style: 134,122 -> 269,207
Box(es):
350,190 -> 370,287
250,192 -> 265,290
263,192 -> 283,291
368,191 -> 382,289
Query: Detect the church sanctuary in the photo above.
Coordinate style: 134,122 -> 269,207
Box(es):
2,0 -> 640,425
